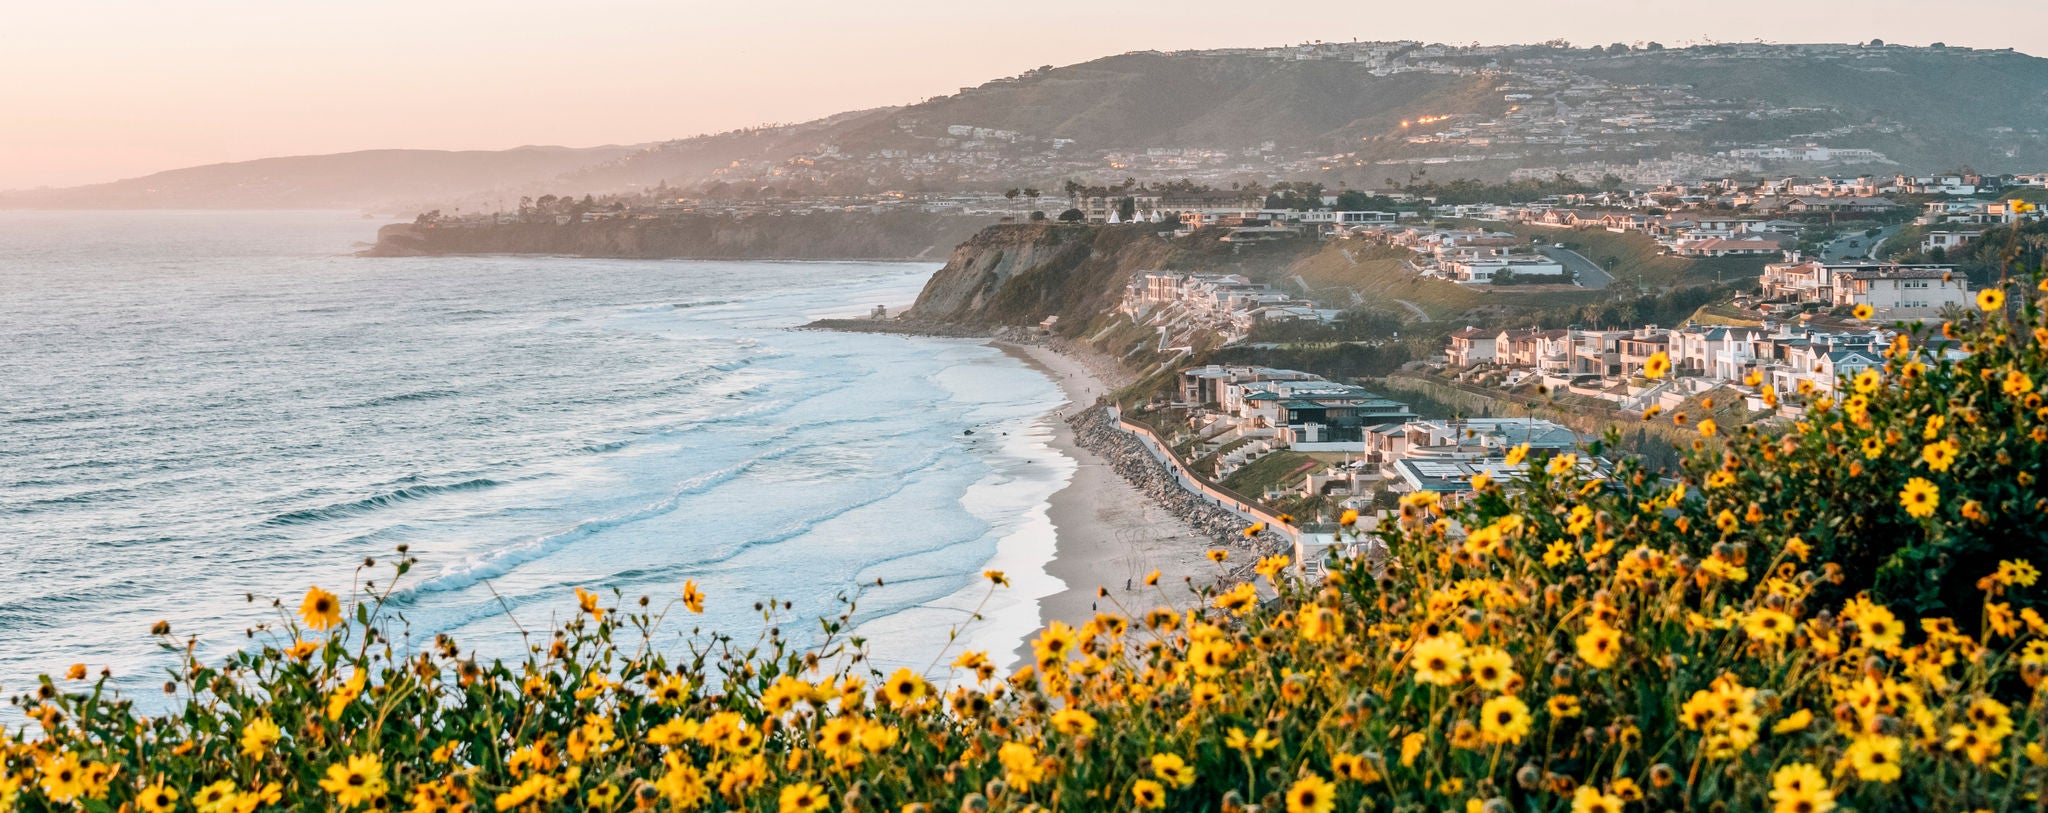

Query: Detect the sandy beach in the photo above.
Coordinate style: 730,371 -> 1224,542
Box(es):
995,342 -> 1215,666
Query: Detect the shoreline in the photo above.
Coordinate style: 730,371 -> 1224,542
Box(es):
992,342 -> 1215,668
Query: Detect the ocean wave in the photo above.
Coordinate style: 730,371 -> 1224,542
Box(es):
262,478 -> 505,526
331,388 -> 464,410
668,448 -> 955,573
403,448 -> 801,595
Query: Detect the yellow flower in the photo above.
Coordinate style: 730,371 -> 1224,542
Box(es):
651,673 -> 690,706
1399,731 -> 1426,767
136,782 -> 179,813
982,569 -> 1008,587
1213,582 -> 1259,615
300,586 -> 343,631
1225,726 -> 1278,757
857,720 -> 900,752
1575,624 -> 1621,669
1285,774 -> 1336,813
1772,708 -> 1813,734
1546,453 -> 1579,476
1571,786 -> 1624,813
1843,734 -> 1903,783
575,586 -> 606,619
240,716 -> 282,759
318,753 -> 388,808
1923,414 -> 1945,439
877,668 -> 929,709
1255,554 -> 1291,579
1977,287 -> 2005,312
1339,509 -> 1359,526
681,580 -> 705,613
1471,471 -> 1493,491
2005,369 -> 2035,397
1150,753 -> 1196,788
778,782 -> 829,813
1852,303 -> 1874,320
1743,608 -> 1795,646
1331,752 -> 1379,784
1296,604 -> 1343,644
1995,559 -> 2040,587
1853,368 -> 1881,394
1643,351 -> 1670,380
1049,708 -> 1097,737
38,752 -> 86,802
1920,439 -> 1958,472
1542,539 -> 1574,568
1409,635 -> 1466,685
1479,695 -> 1532,744
1505,442 -> 1529,466
1207,549 -> 1230,563
1467,647 -> 1517,691
1243,523 -> 1265,538
1899,477 -> 1939,518
1131,779 -> 1166,809
191,780 -> 237,813
759,676 -> 810,714
1697,418 -> 1717,437
1548,694 -> 1582,718
1768,762 -> 1834,813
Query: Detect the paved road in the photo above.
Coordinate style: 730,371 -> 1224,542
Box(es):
1537,246 -> 1613,289
1390,299 -> 1430,321
1821,225 -> 1901,262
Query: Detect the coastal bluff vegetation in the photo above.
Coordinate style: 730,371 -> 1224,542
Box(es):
363,211 -> 988,262
8,264 -> 2048,812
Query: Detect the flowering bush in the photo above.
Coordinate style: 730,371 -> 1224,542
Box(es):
4,271 -> 2047,813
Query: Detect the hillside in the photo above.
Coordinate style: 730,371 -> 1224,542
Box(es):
832,52 -> 1502,153
0,146 -> 645,212
1569,45 -> 2048,171
10,42 -> 2048,211
363,211 -> 988,261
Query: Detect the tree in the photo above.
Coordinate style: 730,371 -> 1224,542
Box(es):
1117,197 -> 1137,222
1023,188 -> 1040,199
1057,208 -> 1085,222
1029,211 -> 1047,222
1645,42 -> 1665,51
1004,188 -> 1020,200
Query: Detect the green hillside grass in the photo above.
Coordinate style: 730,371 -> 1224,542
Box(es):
1497,224 -> 1769,289
1283,242 -> 1600,320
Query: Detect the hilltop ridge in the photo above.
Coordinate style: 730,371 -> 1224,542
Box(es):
7,41 -> 2046,212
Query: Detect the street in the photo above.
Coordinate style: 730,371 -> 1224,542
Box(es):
1537,245 -> 1613,289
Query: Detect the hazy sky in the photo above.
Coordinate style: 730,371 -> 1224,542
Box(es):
4,0 -> 2042,189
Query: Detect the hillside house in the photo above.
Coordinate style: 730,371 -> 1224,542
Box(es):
1446,327 -> 1498,367
1831,267 -> 1970,319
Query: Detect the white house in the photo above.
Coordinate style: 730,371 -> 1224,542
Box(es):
1832,267 -> 1970,320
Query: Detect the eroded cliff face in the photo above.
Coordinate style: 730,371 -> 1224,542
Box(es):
361,212 -> 987,261
907,223 -> 1174,332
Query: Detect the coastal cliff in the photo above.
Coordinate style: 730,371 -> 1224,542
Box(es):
362,211 -> 989,261
905,223 -> 1176,331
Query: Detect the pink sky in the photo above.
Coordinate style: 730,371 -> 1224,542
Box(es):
3,0 -> 2041,190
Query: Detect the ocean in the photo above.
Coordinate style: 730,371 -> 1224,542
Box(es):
0,210 -> 1071,703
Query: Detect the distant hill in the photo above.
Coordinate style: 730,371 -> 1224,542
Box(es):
0,146 -> 646,212
9,42 -> 2047,211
